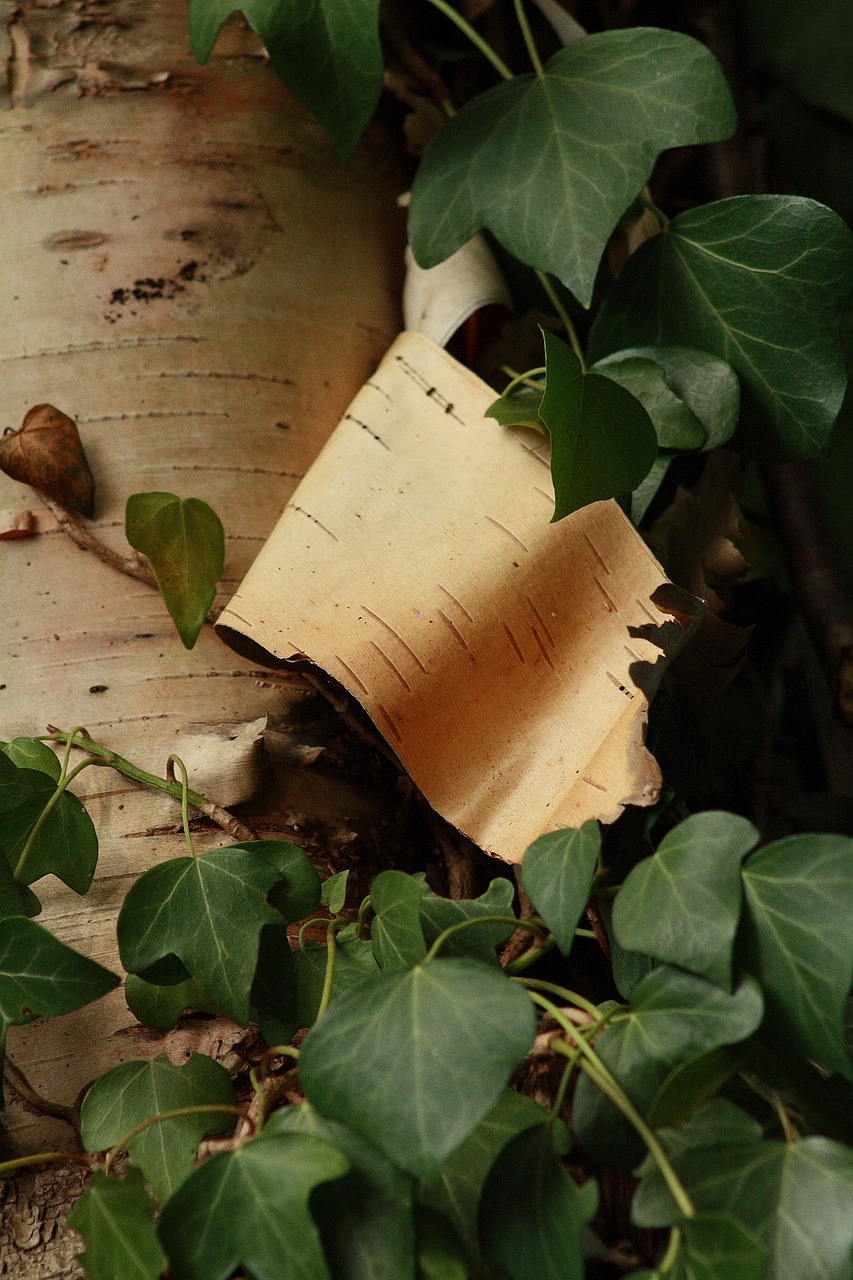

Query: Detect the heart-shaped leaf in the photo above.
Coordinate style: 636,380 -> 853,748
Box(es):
125,492 -> 224,649
613,812 -> 759,988
0,853 -> 41,920
189,0 -> 382,163
539,331 -> 657,519
740,832 -> 853,1076
268,1105 -> 415,1280
573,967 -> 763,1168
0,917 -> 118,1097
370,870 -> 427,969
409,28 -> 735,306
418,877 -> 516,965
250,840 -> 322,922
299,959 -> 537,1180
589,196 -> 853,459
321,869 -> 349,916
250,922 -> 298,1046
0,404 -> 95,517
648,1045 -> 747,1128
68,1167 -> 167,1280
81,1053 -> 236,1202
0,750 -> 33,814
160,1131 -> 348,1279
4,769 -> 99,893
124,975 -> 214,1032
485,385 -> 544,431
520,821 -> 600,956
294,924 -> 378,1028
1,737 -> 61,780
479,1125 -> 595,1280
665,1214 -> 766,1280
117,846 -> 286,1024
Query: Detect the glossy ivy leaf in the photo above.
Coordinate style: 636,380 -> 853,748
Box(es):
159,1130 -> 349,1280
484,385 -> 544,432
1,737 -> 60,780
589,196 -> 853,460
248,839 -> 322,922
591,347 -> 740,452
125,974 -> 214,1031
613,811 -> 760,989
479,1125 -> 596,1280
81,1053 -> 236,1202
4,769 -> 99,893
740,832 -> 853,1077
665,1214 -> 766,1280
539,331 -> 657,520
321,869 -> 349,916
409,28 -> 735,307
0,852 -> 41,920
188,0 -> 382,163
117,846 -> 286,1024
415,1208 -> 472,1280
370,870 -> 427,969
647,1098 -> 764,1167
299,958 -> 537,1180
0,749 -> 32,813
520,821 -> 600,956
268,1105 -> 415,1280
68,1167 -> 167,1280
648,1045 -> 747,1128
634,1136 -> 853,1280
250,922 -> 298,1046
294,924 -> 378,1028
0,917 -> 118,1098
125,492 -> 224,650
573,967 -> 763,1168
418,877 -> 516,966
418,1089 -> 555,1258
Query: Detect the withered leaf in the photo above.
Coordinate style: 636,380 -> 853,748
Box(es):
0,404 -> 95,518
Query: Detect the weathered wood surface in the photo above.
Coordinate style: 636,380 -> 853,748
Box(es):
0,1 -> 403,1270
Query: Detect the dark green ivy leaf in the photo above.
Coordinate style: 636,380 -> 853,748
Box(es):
81,1053 -> 236,1202
418,877 -> 516,966
321,869 -> 349,916
68,1167 -> 167,1280
664,1214 -> 766,1280
159,1130 -> 349,1280
589,196 -> 853,460
188,0 -> 383,163
409,28 -> 735,306
415,1208 -> 472,1280
294,923 -> 378,1028
740,832 -> 853,1077
1,737 -> 61,780
124,974 -> 215,1032
125,492 -> 224,650
484,385 -> 544,432
0,851 -> 41,920
247,839 -> 322,922
520,821 -> 600,957
299,959 -> 537,1180
540,331 -> 657,519
117,847 -> 286,1024
370,870 -> 427,969
0,748 -> 34,813
0,917 -> 118,1099
4,769 -> 99,893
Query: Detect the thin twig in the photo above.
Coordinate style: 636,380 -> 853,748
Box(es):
4,1058 -> 81,1137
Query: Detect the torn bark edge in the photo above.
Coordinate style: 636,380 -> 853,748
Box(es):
762,462 -> 853,729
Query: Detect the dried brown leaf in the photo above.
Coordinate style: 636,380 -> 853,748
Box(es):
0,404 -> 95,518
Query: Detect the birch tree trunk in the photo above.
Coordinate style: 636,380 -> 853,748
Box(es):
0,3 -> 402,1270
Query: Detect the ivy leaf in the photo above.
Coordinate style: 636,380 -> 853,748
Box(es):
1,737 -> 60,780
665,1214 -> 766,1280
0,917 -> 118,1097
409,28 -> 735,306
613,812 -> 760,989
418,1090 -> 554,1258
520,821 -> 600,956
572,968 -> 763,1168
645,1098 -> 764,1167
0,403 -> 95,518
3,769 -> 99,893
250,922 -> 298,1046
0,750 -> 33,813
125,974 -> 214,1031
741,0 -> 853,126
415,1208 -> 472,1280
268,1105 -> 415,1280
0,852 -> 41,920
484,385 -> 544,431
740,832 -> 853,1077
418,877 -> 516,966
539,332 -> 657,520
80,1053 -> 236,1202
648,1045 -> 747,1128
321,869 -> 349,916
478,1125 -> 596,1280
370,870 -> 427,969
248,840 -> 322,921
188,0 -> 383,163
158,1130 -> 349,1280
589,196 -> 853,459
68,1168 -> 167,1280
125,492 -> 224,650
117,847 -> 286,1024
634,1136 -> 853,1280
294,924 -> 378,1028
299,959 -> 537,1180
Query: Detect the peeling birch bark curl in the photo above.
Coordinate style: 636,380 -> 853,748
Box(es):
217,333 -> 705,863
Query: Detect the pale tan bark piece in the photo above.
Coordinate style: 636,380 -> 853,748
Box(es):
218,332 -> 703,863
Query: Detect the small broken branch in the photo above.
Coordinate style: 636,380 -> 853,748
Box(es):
4,1058 -> 81,1136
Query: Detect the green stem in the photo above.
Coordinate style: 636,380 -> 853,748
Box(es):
261,1044 -> 301,1067
574,928 -> 597,939
513,0 -> 544,75
425,0 -> 513,81
501,365 -> 547,396
535,270 -> 587,367
504,935 -> 556,975
104,1104 -> 243,1175
167,755 -> 194,858
659,1226 -> 682,1274
13,757 -> 96,882
0,1150 -> 90,1179
58,725 -> 88,782
316,919 -> 348,1020
424,914 -> 545,963
513,975 -> 602,1022
357,894 -> 373,940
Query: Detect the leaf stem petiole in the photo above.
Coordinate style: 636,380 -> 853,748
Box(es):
501,366 -> 547,396
316,919 -> 350,1020
513,0 -> 544,76
424,914 -> 545,963
166,755 -> 194,857
535,270 -> 587,365
104,1104 -> 244,1176
424,0 -> 514,81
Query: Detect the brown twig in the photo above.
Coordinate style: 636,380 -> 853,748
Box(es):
4,1058 -> 81,1137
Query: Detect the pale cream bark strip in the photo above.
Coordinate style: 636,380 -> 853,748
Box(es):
218,332 -> 703,863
